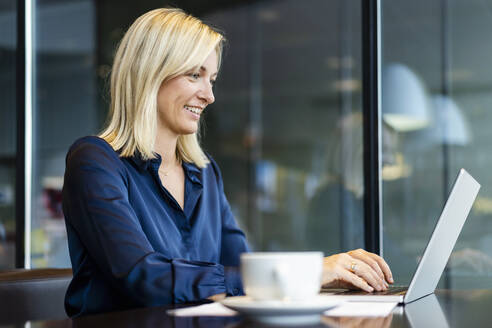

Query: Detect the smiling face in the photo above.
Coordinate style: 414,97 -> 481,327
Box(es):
156,50 -> 218,138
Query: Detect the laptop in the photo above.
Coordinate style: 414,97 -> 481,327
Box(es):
321,168 -> 480,304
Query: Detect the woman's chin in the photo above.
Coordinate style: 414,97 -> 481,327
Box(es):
177,124 -> 199,136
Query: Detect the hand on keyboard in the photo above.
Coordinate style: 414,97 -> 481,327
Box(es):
321,248 -> 394,293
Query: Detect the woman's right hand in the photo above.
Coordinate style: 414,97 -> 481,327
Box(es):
322,249 -> 393,292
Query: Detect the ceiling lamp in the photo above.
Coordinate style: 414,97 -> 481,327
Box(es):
382,63 -> 431,132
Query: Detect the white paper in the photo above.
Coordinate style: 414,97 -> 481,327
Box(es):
324,302 -> 397,317
167,302 -> 238,317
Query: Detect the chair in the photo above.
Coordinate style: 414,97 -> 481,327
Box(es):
0,268 -> 72,324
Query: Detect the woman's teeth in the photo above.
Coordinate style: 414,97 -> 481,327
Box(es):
184,106 -> 201,114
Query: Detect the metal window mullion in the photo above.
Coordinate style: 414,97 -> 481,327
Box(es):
24,0 -> 33,269
16,0 -> 33,268
362,0 -> 382,255
376,0 -> 382,256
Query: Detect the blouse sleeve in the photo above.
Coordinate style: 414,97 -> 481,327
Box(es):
63,141 -> 228,307
208,157 -> 251,295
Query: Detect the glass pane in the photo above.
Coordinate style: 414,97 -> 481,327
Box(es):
29,0 -> 364,267
202,0 -> 364,253
447,0 -> 492,288
381,0 -> 445,285
382,0 -> 492,288
0,0 -> 16,269
32,0 -> 98,267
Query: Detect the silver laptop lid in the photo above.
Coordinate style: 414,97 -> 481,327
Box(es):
404,169 -> 480,303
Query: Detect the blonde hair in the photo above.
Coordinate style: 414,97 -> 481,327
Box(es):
99,8 -> 224,167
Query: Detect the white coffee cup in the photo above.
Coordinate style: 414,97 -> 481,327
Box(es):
240,252 -> 323,301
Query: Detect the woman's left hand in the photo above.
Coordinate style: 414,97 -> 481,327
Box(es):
321,248 -> 394,292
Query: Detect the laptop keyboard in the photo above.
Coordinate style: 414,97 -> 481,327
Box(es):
338,286 -> 408,296
321,286 -> 408,296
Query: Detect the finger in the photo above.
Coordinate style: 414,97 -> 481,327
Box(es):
351,248 -> 393,284
340,268 -> 374,292
349,249 -> 386,282
351,259 -> 386,291
367,252 -> 394,283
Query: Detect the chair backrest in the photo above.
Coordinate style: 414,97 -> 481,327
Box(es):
0,268 -> 72,324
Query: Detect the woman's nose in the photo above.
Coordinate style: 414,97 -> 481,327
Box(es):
199,82 -> 215,104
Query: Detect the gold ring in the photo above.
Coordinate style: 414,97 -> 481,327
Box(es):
350,262 -> 357,273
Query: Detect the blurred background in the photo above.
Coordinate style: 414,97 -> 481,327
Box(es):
1,0 -> 492,290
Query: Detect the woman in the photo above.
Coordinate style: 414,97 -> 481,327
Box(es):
62,8 -> 393,317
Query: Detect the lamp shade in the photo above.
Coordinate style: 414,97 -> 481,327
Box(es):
382,63 -> 431,132
406,94 -> 471,152
429,95 -> 470,145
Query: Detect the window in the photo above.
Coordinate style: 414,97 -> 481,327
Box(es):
381,0 -> 492,288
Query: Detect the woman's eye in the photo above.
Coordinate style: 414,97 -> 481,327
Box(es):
189,73 -> 200,79
210,80 -> 216,87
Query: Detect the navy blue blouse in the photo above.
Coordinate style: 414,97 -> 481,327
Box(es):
62,136 -> 250,317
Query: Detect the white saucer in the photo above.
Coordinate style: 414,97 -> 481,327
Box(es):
220,295 -> 341,325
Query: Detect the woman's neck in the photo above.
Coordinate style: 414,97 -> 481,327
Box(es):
154,130 -> 179,167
